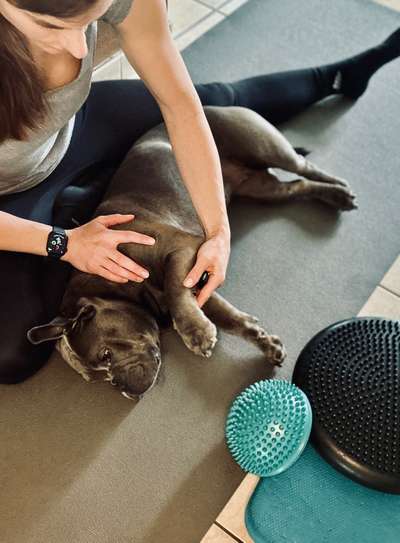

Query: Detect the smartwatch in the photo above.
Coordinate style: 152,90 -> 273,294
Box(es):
46,226 -> 69,259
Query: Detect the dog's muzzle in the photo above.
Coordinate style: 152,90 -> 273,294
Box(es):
104,351 -> 162,400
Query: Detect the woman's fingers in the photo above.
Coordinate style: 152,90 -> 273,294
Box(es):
114,230 -> 156,247
97,218 -> 156,282
98,265 -> 130,284
65,216 -> 156,284
109,250 -> 149,279
103,257 -> 145,283
96,213 -> 135,227
196,272 -> 223,308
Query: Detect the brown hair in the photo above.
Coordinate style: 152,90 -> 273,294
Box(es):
0,1 -> 97,143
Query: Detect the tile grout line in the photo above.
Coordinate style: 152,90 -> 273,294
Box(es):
215,0 -> 249,17
193,0 -> 233,11
214,0 -> 251,16
214,520 -> 245,542
93,50 -> 123,74
378,283 -> 400,299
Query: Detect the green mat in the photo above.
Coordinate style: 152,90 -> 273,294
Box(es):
245,443 -> 400,543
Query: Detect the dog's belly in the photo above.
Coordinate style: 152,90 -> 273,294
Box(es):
97,134 -> 204,234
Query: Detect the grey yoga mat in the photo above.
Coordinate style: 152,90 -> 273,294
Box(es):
1,1 -> 400,542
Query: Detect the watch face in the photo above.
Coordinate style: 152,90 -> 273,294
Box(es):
48,230 -> 67,256
52,236 -> 63,253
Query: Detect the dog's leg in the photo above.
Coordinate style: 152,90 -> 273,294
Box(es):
164,247 -> 218,357
202,291 -> 286,367
207,107 -> 352,191
293,156 -> 352,188
235,169 -> 357,211
204,108 -> 359,212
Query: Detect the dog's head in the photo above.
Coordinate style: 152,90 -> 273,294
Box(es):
27,296 -> 162,400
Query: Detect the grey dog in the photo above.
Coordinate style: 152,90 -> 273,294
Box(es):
27,105 -> 357,400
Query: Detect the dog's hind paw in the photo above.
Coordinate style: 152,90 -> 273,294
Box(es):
317,185 -> 358,211
258,332 -> 287,367
173,318 -> 218,357
241,320 -> 286,366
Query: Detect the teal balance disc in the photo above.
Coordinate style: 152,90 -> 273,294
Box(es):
225,379 -> 312,477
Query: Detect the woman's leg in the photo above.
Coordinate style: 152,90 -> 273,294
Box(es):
224,26 -> 400,124
67,26 -> 400,161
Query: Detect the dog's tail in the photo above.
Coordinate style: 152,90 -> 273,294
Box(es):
294,147 -> 311,157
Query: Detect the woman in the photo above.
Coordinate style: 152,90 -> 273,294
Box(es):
0,0 -> 399,384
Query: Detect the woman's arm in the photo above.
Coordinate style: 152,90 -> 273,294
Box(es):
0,211 -> 51,255
114,0 -> 231,306
0,209 -> 157,284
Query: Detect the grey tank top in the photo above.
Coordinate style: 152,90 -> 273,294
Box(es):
0,0 -> 133,196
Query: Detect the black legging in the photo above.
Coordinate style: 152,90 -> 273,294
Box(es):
0,66 -> 331,384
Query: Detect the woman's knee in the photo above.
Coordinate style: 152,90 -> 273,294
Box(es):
194,81 -> 237,107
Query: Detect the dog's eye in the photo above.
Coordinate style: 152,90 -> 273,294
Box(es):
98,347 -> 113,363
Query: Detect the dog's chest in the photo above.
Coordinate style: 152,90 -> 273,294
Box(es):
141,284 -> 171,327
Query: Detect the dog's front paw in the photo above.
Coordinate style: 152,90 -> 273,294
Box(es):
173,318 -> 217,357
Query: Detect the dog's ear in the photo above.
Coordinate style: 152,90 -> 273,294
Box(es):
26,301 -> 96,345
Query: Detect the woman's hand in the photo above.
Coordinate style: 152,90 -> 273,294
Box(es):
183,230 -> 231,308
62,213 -> 156,284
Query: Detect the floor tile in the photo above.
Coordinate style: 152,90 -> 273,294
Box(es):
373,0 -> 400,11
168,0 -> 213,37
380,255 -> 400,298
358,285 -> 400,319
120,55 -> 140,79
216,473 -> 259,542
219,0 -> 249,15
